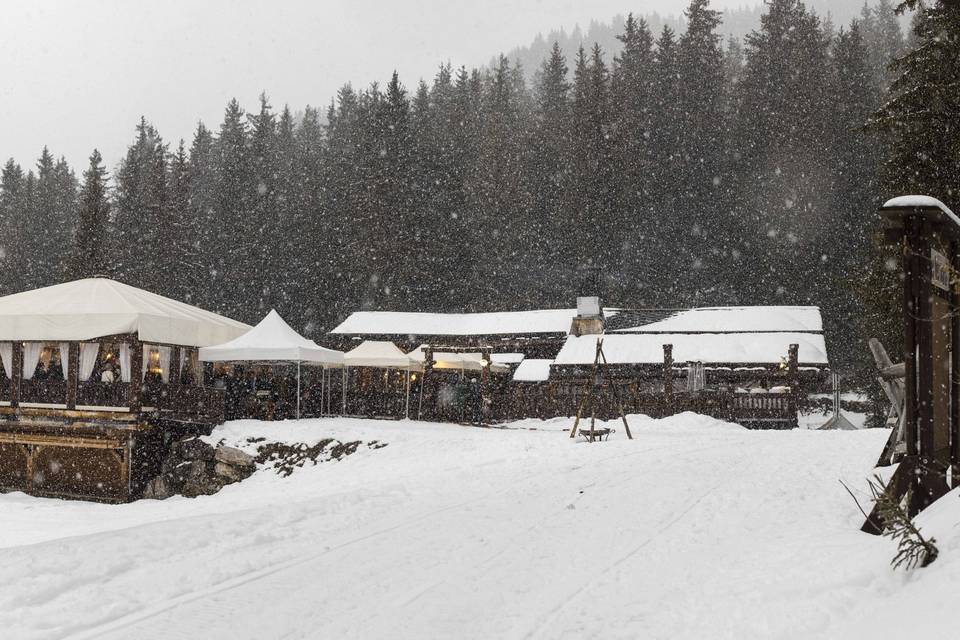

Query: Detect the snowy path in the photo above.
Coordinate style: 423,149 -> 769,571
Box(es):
0,415 -> 956,639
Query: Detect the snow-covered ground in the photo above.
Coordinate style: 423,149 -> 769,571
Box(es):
0,414 -> 957,639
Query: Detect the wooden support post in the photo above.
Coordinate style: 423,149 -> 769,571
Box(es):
10,342 -> 22,408
903,217 -> 919,457
788,344 -> 799,428
129,338 -> 142,413
599,342 -> 633,439
663,344 -> 673,416
169,345 -> 181,386
951,239 -> 960,477
915,226 -> 935,462
424,346 -> 434,420
569,339 -> 602,439
66,341 -> 79,410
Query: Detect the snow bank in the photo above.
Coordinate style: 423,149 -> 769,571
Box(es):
0,416 -> 956,639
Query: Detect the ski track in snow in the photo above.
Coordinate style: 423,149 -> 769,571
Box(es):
0,415 -> 956,639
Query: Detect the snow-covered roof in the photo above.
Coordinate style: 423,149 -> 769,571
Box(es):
199,310 -> 343,365
513,359 -> 553,382
881,195 -> 960,230
491,352 -> 525,364
333,306 -> 823,338
330,309 -> 605,336
609,306 -> 822,333
0,277 -> 250,347
344,341 -> 415,369
554,333 -> 828,366
883,195 -> 956,214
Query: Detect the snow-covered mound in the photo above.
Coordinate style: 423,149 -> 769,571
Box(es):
0,415 -> 956,639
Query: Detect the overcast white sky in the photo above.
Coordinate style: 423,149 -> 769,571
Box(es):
0,0 -> 755,172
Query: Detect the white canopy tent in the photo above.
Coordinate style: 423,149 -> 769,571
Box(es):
342,341 -> 418,418
407,345 -> 510,374
0,277 -> 250,346
199,310 -> 344,418
343,340 -> 417,369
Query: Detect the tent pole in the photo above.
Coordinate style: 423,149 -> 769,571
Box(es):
296,361 -> 301,420
342,367 -> 347,415
405,369 -> 410,420
417,371 -> 424,420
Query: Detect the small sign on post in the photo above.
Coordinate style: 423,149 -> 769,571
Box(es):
867,195 -> 960,528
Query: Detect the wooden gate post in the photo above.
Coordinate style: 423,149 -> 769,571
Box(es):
663,344 -> 673,416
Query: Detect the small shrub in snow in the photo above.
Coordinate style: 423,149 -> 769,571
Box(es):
845,475 -> 939,570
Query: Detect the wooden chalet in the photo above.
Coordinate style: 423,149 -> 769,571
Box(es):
0,278 -> 250,502
329,299 -> 831,427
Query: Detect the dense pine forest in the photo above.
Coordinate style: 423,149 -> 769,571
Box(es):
0,0 -> 954,378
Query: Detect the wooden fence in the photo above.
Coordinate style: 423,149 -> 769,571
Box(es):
484,383 -> 797,429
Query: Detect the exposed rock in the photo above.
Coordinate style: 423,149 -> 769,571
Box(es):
141,436 -> 385,500
254,439 -> 383,477
177,438 -> 215,462
142,439 -> 253,500
214,461 -> 252,482
142,475 -> 174,500
215,446 -> 255,468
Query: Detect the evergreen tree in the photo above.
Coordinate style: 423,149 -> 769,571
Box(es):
738,0 -> 832,304
862,0 -> 905,90
0,160 -> 26,294
860,0 -> 960,360
247,93 -> 279,314
187,122 -> 219,305
676,0 -> 728,302
533,42 -> 574,305
610,16 -> 656,301
169,140 -> 196,301
214,99 -> 250,318
68,150 -> 112,279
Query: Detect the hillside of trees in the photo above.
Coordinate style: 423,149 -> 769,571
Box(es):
502,0 -> 909,84
0,0 -> 921,375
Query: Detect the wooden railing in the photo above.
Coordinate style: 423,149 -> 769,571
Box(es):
77,382 -> 132,408
19,379 -> 68,406
143,384 -> 225,426
483,384 -> 797,429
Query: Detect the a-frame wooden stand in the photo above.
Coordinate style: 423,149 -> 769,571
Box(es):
568,338 -> 633,442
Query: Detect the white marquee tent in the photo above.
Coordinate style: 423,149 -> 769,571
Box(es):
406,345 -> 510,374
0,277 -> 250,346
343,341 -> 416,369
199,310 -> 342,365
343,341 -> 418,418
200,310 -> 344,418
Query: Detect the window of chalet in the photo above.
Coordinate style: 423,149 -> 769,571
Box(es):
31,343 -> 67,381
